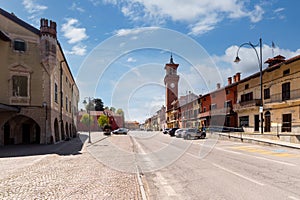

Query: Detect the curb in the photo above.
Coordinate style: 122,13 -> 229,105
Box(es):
214,132 -> 300,149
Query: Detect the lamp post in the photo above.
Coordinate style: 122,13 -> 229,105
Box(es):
234,38 -> 263,134
42,102 -> 48,144
83,97 -> 94,143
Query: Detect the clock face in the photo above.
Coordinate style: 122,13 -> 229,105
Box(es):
170,83 -> 175,88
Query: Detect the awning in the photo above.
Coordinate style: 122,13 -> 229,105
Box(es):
0,30 -> 11,41
0,103 -> 20,112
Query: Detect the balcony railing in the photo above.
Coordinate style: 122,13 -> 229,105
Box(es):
233,99 -> 261,110
265,89 -> 300,104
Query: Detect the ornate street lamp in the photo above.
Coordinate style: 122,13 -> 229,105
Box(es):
234,38 -> 263,134
83,97 -> 94,143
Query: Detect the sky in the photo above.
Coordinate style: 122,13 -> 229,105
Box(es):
1,0 -> 300,123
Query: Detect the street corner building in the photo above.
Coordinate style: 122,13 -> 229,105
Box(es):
0,8 -> 79,145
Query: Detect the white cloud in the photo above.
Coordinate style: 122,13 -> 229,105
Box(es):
105,0 -> 265,35
212,44 -> 300,85
22,0 -> 47,14
114,27 -> 159,36
61,18 -> 88,44
66,44 -> 87,56
127,57 -> 136,62
70,3 -> 85,12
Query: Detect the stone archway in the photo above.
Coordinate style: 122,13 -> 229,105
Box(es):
54,118 -> 59,142
65,122 -> 69,138
3,115 -> 41,144
61,121 -> 65,140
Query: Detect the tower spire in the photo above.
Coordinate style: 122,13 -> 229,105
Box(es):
170,53 -> 174,64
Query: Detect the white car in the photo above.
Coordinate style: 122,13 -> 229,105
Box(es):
112,128 -> 128,134
183,128 -> 206,140
175,129 -> 185,138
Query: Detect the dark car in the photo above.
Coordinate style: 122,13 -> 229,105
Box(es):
168,128 -> 179,136
163,128 -> 170,134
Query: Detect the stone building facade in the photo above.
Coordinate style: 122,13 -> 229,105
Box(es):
0,8 -> 79,145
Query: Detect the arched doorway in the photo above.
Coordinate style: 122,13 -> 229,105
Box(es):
265,111 -> 271,132
54,118 -> 59,142
65,122 -> 69,138
61,121 -> 65,140
3,115 -> 41,144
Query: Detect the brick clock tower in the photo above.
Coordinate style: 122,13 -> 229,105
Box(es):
164,55 -> 179,111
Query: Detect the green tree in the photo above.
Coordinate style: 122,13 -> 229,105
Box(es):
98,114 -> 109,128
116,108 -> 124,115
94,98 -> 104,111
80,113 -> 94,128
110,107 -> 116,113
116,108 -> 125,127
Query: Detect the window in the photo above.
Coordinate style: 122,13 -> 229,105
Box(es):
66,96 -> 68,111
245,84 -> 249,89
282,114 -> 291,132
13,40 -> 26,51
12,75 -> 28,97
282,82 -> 290,101
241,92 -> 253,102
210,104 -> 217,110
61,92 -> 64,107
239,116 -> 249,127
203,107 -> 206,112
54,83 -> 58,103
226,90 -> 230,95
69,101 -> 72,113
264,88 -> 270,99
283,69 -> 290,76
224,100 -> 232,108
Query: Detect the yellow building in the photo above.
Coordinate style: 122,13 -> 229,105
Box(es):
0,8 -> 79,145
235,55 -> 300,140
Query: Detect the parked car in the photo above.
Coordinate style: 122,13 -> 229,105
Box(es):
175,129 -> 185,138
112,128 -> 128,134
168,128 -> 179,136
163,128 -> 171,134
103,124 -> 112,136
183,128 -> 206,140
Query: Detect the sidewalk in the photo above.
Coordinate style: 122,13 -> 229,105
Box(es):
213,131 -> 300,149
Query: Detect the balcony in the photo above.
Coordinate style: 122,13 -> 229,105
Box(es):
265,89 -> 300,104
233,99 -> 261,110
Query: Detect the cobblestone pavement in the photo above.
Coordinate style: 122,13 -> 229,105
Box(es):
0,134 -> 141,200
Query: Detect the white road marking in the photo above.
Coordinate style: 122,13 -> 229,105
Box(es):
212,163 -> 265,186
132,137 -> 178,197
288,196 -> 300,200
156,171 -> 177,196
215,147 -> 243,155
252,155 -> 296,167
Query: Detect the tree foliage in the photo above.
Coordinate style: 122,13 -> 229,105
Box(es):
80,113 -> 94,127
116,108 -> 124,115
98,114 -> 109,128
94,98 -> 104,111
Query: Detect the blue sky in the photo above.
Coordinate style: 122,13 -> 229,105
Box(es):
1,0 -> 300,122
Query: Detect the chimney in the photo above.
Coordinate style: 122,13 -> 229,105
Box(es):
228,77 -> 232,85
217,83 -> 221,89
233,75 -> 236,83
236,72 -> 241,82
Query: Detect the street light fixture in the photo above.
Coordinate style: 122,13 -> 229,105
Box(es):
42,102 -> 48,144
234,38 -> 263,134
83,97 -> 94,143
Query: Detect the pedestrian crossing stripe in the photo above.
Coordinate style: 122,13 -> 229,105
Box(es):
230,146 -> 300,158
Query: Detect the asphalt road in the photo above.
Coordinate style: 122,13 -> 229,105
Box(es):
93,130 -> 300,200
